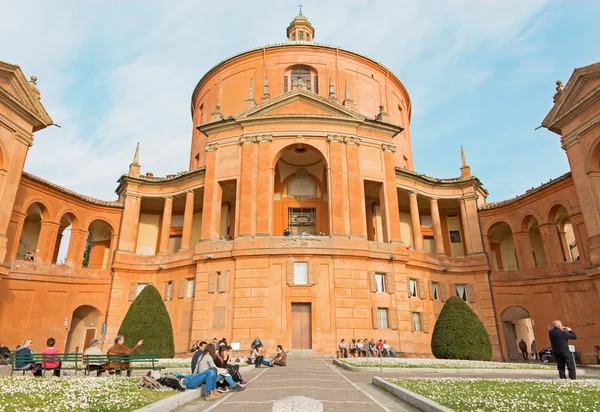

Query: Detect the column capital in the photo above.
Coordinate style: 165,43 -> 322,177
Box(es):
408,191 -> 418,197
186,190 -> 195,196
429,197 -> 440,202
40,221 -> 60,228
13,131 -> 33,147
381,143 -> 396,153
204,142 -> 218,152
164,196 -> 173,201
326,134 -> 360,145
239,134 -> 273,145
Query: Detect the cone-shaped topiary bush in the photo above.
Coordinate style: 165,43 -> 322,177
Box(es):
117,284 -> 175,358
431,296 -> 492,361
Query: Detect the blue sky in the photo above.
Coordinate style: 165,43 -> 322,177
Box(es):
3,0 -> 599,202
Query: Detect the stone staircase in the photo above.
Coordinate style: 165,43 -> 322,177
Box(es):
286,349 -> 335,359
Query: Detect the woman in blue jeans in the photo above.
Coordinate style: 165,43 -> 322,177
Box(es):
195,344 -> 244,392
182,369 -> 223,401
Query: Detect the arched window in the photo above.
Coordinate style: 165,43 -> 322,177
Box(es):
284,65 -> 318,94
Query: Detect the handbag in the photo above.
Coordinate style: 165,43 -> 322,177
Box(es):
216,367 -> 230,376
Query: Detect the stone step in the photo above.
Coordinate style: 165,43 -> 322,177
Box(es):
286,349 -> 334,359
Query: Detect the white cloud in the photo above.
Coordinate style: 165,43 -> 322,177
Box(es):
1,0 -> 557,200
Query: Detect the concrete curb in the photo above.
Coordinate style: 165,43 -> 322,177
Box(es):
333,359 -> 585,375
134,387 -> 205,412
373,377 -> 453,412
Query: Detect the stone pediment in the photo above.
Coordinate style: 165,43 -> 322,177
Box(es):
0,61 -> 53,131
236,89 -> 365,121
542,62 -> 600,133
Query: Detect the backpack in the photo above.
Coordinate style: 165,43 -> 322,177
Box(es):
157,377 -> 185,392
139,375 -> 161,390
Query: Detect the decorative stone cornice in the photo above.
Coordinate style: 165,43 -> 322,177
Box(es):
381,143 -> 396,153
326,134 -> 360,145
239,134 -> 273,145
13,131 -> 33,147
204,143 -> 218,152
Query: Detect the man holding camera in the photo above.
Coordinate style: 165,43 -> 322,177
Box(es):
549,320 -> 577,379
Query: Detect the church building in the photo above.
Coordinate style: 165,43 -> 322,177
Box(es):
0,13 -> 598,363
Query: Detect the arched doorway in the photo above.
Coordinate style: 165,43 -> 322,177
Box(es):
83,220 -> 113,269
65,305 -> 103,353
500,306 -> 536,360
53,213 -> 77,265
17,202 -> 47,261
487,222 -> 518,271
549,205 -> 579,262
273,144 -> 328,236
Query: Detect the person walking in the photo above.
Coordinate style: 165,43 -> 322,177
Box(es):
531,339 -> 537,361
549,320 -> 577,379
518,339 -> 528,360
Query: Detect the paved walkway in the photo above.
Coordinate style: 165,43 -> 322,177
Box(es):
175,359 -> 419,412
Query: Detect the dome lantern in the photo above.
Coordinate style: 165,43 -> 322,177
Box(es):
286,7 -> 314,42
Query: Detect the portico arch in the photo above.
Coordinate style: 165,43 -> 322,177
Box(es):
17,202 -> 48,261
65,305 -> 103,353
272,144 -> 329,236
548,204 -> 580,262
53,212 -> 78,264
521,215 -> 547,268
83,219 -> 113,269
500,306 -> 536,361
487,221 -> 518,271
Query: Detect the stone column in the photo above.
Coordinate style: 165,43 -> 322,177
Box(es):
346,141 -> 365,238
159,197 -> 173,253
255,138 -> 273,236
180,191 -> 195,250
237,139 -> 257,236
328,137 -> 349,236
38,221 -> 60,263
459,199 -> 473,255
200,145 -> 221,241
5,212 -> 26,263
463,196 -> 484,253
430,198 -> 445,255
382,146 -> 402,243
512,231 -> 534,269
539,223 -> 564,267
66,228 -> 88,267
117,193 -> 141,253
558,231 -> 570,261
408,192 -> 423,250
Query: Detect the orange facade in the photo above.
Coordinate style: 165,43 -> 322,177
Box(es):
0,16 -> 598,363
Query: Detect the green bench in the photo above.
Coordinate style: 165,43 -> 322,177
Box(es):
9,353 -> 83,376
84,353 -> 161,376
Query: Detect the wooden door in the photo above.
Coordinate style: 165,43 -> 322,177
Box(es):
83,328 -> 96,352
291,303 -> 312,349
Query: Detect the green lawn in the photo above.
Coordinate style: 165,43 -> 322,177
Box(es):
388,378 -> 600,412
0,376 -> 175,411
340,358 -> 553,369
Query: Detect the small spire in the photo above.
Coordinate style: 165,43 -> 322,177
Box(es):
343,79 -> 354,109
261,77 -> 270,102
133,142 -> 140,165
460,145 -> 471,178
328,78 -> 336,100
245,78 -> 256,110
211,104 -> 225,121
129,143 -> 141,177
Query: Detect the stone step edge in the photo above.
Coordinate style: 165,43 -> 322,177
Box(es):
373,376 -> 453,412
134,387 -> 204,412
333,359 -> 585,375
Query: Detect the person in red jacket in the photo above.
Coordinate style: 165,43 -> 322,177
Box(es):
41,337 -> 61,377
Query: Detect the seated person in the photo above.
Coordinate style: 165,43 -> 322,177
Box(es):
195,344 -> 244,392
338,339 -> 348,358
349,339 -> 357,358
107,335 -> 143,377
383,340 -> 397,358
190,341 -> 207,373
84,338 -> 107,376
269,345 -> 287,367
358,339 -> 369,357
0,342 -> 11,365
214,345 -> 248,385
41,337 -> 61,377
368,339 -> 378,357
283,228 -> 291,237
376,340 -> 384,357
15,339 -> 36,374
182,368 -> 222,401
252,344 -> 271,368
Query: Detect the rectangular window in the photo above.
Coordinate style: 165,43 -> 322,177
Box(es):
166,281 -> 173,300
187,278 -> 195,298
284,76 -> 288,93
375,273 -> 385,293
412,312 -> 422,332
298,31 -> 304,40
377,308 -> 389,329
431,282 -> 439,301
450,230 -> 461,243
212,306 -> 226,329
455,284 -> 467,301
216,272 -> 222,293
294,262 -> 308,285
314,76 -> 318,94
137,283 -> 147,297
409,279 -> 418,298
292,33 -> 296,41
420,215 -> 433,228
